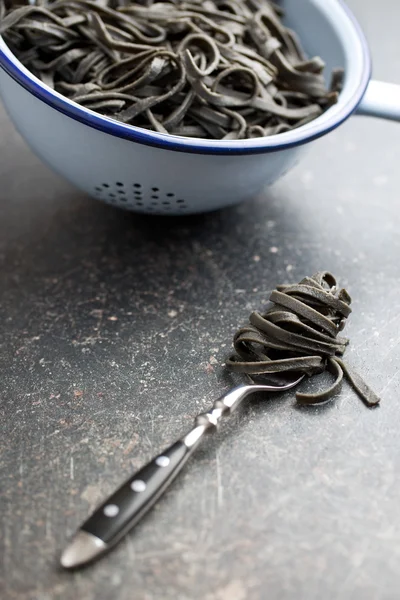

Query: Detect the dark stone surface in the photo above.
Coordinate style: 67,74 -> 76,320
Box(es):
1,1 -> 400,598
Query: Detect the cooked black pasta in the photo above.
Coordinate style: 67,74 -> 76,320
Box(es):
0,0 -> 344,139
226,272 -> 381,407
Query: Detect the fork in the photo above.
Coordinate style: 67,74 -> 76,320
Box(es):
61,372 -> 304,569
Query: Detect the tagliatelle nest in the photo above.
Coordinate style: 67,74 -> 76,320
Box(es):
227,272 -> 381,407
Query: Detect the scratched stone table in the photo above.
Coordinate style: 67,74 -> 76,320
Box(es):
1,1 -> 400,599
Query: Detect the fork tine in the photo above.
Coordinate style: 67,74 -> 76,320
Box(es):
248,372 -> 304,389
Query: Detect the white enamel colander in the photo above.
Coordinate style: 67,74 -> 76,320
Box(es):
1,0 -> 399,215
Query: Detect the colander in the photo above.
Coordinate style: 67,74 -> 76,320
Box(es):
1,0 -> 399,216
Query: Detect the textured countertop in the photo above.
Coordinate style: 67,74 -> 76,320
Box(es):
1,1 -> 400,598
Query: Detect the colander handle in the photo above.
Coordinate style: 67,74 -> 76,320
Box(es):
357,80 -> 400,122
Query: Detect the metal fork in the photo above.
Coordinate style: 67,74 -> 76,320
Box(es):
61,372 -> 304,569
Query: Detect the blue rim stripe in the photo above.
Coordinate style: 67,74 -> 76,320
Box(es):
0,1 -> 371,156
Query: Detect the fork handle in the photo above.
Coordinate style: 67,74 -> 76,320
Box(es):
81,439 -> 192,545
78,390 -> 237,546
61,384 -> 257,567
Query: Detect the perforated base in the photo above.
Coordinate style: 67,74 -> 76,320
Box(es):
93,180 -> 189,214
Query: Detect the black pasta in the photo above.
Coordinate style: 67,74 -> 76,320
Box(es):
0,0 -> 343,139
226,272 -> 381,407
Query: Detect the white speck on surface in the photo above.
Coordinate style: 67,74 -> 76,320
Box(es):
168,309 -> 178,318
108,316 -> 118,321
269,247 -> 279,254
104,504 -> 119,517
209,356 -> 218,365
253,255 -> 261,262
81,484 -> 104,510
266,220 -> 276,228
111,573 -> 122,586
286,265 -> 294,272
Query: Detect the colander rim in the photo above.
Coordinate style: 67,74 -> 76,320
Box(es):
0,0 -> 371,156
